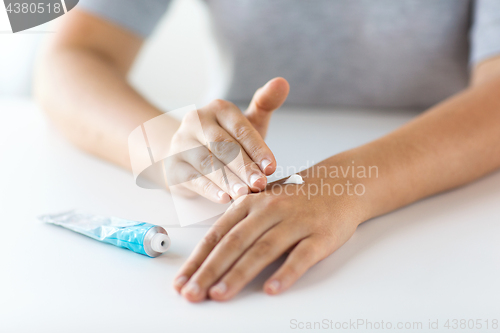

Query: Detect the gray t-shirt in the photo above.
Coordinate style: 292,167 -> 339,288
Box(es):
79,0 -> 500,110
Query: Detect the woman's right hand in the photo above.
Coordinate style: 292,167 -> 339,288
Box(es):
165,77 -> 289,203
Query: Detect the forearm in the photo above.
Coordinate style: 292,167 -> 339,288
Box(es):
34,46 -> 179,170
307,75 -> 500,223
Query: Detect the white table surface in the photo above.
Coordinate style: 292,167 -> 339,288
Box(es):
1,99 -> 499,333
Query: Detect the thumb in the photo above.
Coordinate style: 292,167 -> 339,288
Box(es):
245,77 -> 290,138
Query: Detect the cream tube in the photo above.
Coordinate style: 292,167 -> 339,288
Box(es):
40,210 -> 171,257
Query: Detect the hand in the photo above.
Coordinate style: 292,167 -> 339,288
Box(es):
166,78 -> 289,203
172,166 -> 366,302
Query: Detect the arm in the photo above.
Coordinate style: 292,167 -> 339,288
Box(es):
173,56 -> 500,302
35,10 -> 286,195
34,9 -> 179,170
353,56 -> 500,219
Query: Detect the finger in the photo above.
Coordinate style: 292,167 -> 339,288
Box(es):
207,221 -> 306,301
176,140 -> 250,198
264,236 -> 329,295
177,106 -> 263,187
203,99 -> 277,176
164,147 -> 236,201
181,209 -> 283,302
202,123 -> 268,193
245,77 -> 290,138
168,160 -> 231,203
172,197 -> 250,294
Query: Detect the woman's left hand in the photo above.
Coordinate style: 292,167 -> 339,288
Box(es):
172,170 -> 367,302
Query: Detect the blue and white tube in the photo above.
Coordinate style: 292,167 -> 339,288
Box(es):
40,210 -> 171,257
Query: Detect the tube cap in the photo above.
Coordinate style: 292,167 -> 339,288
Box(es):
151,233 -> 171,253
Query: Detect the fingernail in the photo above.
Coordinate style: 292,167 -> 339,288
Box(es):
249,173 -> 262,187
261,159 -> 272,172
210,282 -> 227,296
233,183 -> 248,196
182,281 -> 200,297
174,275 -> 188,288
217,191 -> 229,201
267,280 -> 281,294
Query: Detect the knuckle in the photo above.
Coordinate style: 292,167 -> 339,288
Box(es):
233,123 -> 253,142
309,235 -> 331,255
202,180 -> 215,196
184,109 -> 201,123
199,153 -> 214,174
210,131 -> 226,143
237,161 -> 256,176
246,144 -> 265,160
222,232 -> 244,251
210,99 -> 229,110
212,139 -> 240,158
201,231 -> 221,248
315,223 -> 337,239
253,239 -> 273,257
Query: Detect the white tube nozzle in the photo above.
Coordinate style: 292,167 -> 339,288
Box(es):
151,233 -> 171,253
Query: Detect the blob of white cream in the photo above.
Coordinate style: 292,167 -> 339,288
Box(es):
283,174 -> 304,184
